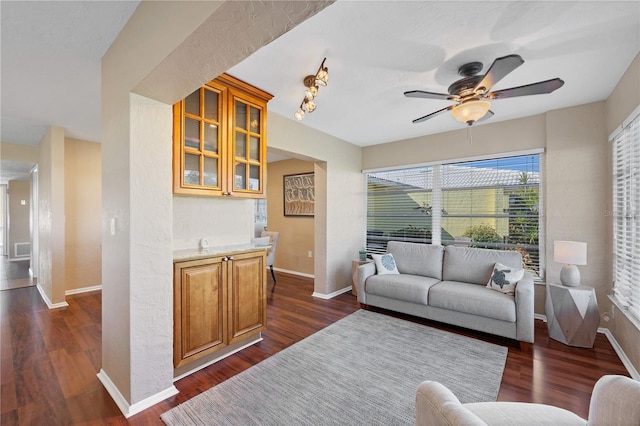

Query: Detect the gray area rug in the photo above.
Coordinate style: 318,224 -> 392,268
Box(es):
161,309 -> 507,426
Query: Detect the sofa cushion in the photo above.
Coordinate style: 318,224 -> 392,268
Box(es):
429,281 -> 517,322
371,253 -> 400,275
388,241 -> 444,279
442,246 -> 522,285
365,274 -> 440,305
486,262 -> 525,295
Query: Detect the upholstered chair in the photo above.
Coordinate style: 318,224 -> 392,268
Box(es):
416,375 -> 640,426
260,231 -> 279,285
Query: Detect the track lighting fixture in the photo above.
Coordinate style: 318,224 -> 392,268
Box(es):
294,58 -> 328,121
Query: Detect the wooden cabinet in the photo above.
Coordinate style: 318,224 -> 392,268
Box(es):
173,250 -> 267,368
173,73 -> 273,198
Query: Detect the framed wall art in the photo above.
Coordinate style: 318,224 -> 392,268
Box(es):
283,172 -> 314,217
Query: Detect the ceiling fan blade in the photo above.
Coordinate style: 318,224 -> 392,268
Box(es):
473,54 -> 524,94
412,105 -> 454,124
404,90 -> 459,101
477,110 -> 494,123
487,78 -> 565,99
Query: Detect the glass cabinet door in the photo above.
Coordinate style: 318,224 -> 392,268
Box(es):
232,94 -> 264,194
180,83 -> 224,191
173,74 -> 271,198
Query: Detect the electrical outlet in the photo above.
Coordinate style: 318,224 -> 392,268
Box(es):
308,251 -> 313,258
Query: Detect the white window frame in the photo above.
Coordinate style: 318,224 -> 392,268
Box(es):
610,105 -> 640,328
364,149 -> 545,278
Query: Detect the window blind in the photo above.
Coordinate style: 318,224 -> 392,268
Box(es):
612,110 -> 640,323
366,154 -> 541,276
367,167 -> 435,253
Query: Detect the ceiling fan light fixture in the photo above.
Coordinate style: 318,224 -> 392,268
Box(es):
451,100 -> 491,125
294,108 -> 305,120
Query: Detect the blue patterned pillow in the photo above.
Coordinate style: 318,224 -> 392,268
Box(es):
372,253 -> 399,275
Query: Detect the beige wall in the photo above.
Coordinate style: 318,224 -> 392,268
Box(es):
545,102 -> 609,301
1,142 -> 39,163
268,113 -> 365,296
606,53 -> 640,136
37,126 -> 66,306
64,138 -> 102,291
7,180 -> 30,260
266,159 -> 315,276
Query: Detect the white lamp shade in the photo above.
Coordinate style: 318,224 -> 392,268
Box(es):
554,241 -> 587,265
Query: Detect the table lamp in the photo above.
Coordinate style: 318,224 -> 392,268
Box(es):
553,241 -> 587,287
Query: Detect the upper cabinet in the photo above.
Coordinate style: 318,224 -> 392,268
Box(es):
173,74 -> 273,198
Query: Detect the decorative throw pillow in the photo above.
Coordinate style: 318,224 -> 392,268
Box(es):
486,262 -> 524,295
372,253 -> 399,275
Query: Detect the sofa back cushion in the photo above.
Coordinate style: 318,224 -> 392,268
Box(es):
443,246 -> 522,285
387,241 -> 444,279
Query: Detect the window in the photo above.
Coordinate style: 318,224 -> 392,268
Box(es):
612,108 -> 640,324
366,153 -> 542,277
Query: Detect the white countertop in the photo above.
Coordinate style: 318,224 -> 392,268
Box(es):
173,243 -> 269,262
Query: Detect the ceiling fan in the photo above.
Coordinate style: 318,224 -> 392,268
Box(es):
404,54 -> 564,126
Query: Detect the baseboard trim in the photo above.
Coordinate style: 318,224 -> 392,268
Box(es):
97,369 -> 179,418
173,335 -> 263,382
273,267 -> 314,279
535,313 -> 638,379
312,286 -> 352,300
36,283 -> 69,309
65,285 -> 102,296
600,328 -> 640,380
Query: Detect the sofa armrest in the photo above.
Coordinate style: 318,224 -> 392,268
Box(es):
416,381 -> 487,426
515,272 -> 535,343
356,262 -> 376,304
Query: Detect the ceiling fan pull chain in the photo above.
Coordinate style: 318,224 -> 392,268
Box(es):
467,126 -> 473,144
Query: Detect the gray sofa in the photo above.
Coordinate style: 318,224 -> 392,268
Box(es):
356,241 -> 534,348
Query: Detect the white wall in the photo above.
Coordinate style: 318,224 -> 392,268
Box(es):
173,197 -> 254,250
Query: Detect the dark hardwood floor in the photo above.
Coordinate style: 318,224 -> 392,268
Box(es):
0,255 -> 35,291
0,272 -> 629,425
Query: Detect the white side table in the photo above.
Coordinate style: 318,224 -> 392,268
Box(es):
351,259 -> 373,296
545,282 -> 599,348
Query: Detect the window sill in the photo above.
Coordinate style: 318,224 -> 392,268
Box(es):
609,295 -> 640,332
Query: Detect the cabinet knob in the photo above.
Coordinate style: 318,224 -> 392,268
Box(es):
228,256 -> 234,261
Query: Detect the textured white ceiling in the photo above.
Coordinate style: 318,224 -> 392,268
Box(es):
0,0 -> 140,146
0,1 -> 639,155
229,1 -> 640,146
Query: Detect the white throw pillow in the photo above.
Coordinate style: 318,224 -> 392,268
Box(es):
372,253 -> 399,275
486,262 -> 524,295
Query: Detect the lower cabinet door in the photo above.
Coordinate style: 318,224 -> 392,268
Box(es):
174,258 -> 227,367
228,252 -> 267,344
